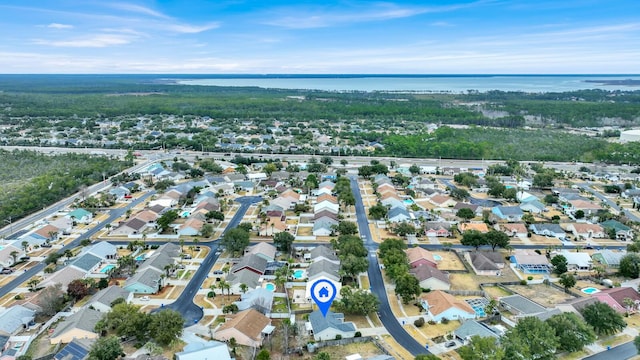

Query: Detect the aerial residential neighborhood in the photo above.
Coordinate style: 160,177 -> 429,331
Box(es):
1,150 -> 640,360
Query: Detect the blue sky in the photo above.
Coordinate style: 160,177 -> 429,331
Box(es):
0,0 -> 639,74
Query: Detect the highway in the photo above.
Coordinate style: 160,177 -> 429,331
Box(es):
161,196 -> 262,325
350,176 -> 430,356
0,191 -> 156,298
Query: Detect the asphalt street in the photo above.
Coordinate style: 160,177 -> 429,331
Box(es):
584,341 -> 636,360
0,191 -> 156,298
349,176 -> 430,356
161,195 -> 262,325
579,183 -> 640,222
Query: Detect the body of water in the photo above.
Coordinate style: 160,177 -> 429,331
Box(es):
175,75 -> 640,93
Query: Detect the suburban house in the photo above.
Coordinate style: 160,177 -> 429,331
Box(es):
568,200 -> 603,216
565,223 -> 605,240
49,217 -> 74,235
459,222 -> 490,234
87,286 -> 132,312
387,207 -> 411,223
467,252 -> 504,276
499,294 -> 548,318
49,308 -> 103,344
0,305 -> 35,336
424,222 -> 452,238
510,250 -> 551,273
556,296 -> 600,317
592,250 -> 627,268
39,266 -> 87,291
310,245 -> 340,264
313,220 -> 335,236
244,242 -> 277,262
177,218 -> 205,236
54,338 -> 94,360
83,241 -> 118,261
492,206 -> 524,222
529,223 -> 566,238
0,244 -> 23,267
592,287 -> 640,313
306,259 -> 341,301
123,267 -> 163,294
429,194 -> 457,208
454,320 -> 500,343
313,200 -> 339,214
409,265 -> 450,290
519,199 -> 547,214
213,309 -> 271,347
307,310 -> 357,341
66,208 -> 93,224
453,203 -> 483,216
600,220 -> 634,241
552,250 -> 592,271
406,247 -> 438,268
110,218 -> 148,236
500,223 -> 528,238
234,288 -> 274,314
227,254 -> 268,293
175,339 -> 232,360
420,290 -> 476,322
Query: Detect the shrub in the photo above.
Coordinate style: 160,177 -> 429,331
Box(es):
441,317 -> 449,324
354,331 -> 362,337
428,320 -> 437,325
14,294 -> 22,300
414,317 -> 425,327
527,276 -> 533,281
534,249 -> 542,255
207,291 -> 215,298
421,288 -> 431,293
520,280 -> 528,285
335,335 -> 342,340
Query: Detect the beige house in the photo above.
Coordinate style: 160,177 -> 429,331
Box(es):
49,307 -> 102,344
213,309 -> 271,347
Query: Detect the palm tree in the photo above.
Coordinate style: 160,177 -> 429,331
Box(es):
27,278 -> 40,291
179,238 -> 185,254
64,249 -> 73,261
623,297 -> 635,316
9,251 -> 18,265
218,280 -> 231,301
21,241 -> 29,253
240,283 -> 248,294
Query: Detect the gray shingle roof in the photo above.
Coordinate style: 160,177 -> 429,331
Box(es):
125,267 -> 163,290
89,286 -> 130,308
454,320 -> 499,340
0,305 -> 35,335
70,253 -> 102,272
310,245 -> 338,262
226,269 -> 261,288
495,206 -> 523,216
51,308 -> 102,338
307,259 -> 340,279
231,254 -> 268,274
85,241 -> 117,260
140,252 -> 173,272
409,266 -> 450,285
308,310 -> 355,334
500,294 -> 547,315
470,253 -> 500,271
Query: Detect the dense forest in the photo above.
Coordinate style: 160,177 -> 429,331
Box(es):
0,150 -> 128,226
1,75 -> 640,165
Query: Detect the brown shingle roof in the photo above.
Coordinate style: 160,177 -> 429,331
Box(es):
421,290 -> 475,316
217,309 -> 270,341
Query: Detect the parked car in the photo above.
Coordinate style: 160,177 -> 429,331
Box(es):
0,268 -> 14,274
19,256 -> 31,261
140,296 -> 150,301
41,243 -> 52,248
445,341 -> 456,348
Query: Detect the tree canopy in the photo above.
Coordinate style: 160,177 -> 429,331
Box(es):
581,302 -> 627,336
221,228 -> 250,256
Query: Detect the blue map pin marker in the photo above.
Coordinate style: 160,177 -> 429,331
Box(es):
310,279 -> 337,317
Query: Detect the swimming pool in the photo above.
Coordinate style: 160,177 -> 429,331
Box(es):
293,269 -> 306,279
100,264 -> 116,273
433,254 -> 443,261
135,254 -> 146,261
403,199 -> 415,205
582,287 -> 600,294
265,283 -> 276,292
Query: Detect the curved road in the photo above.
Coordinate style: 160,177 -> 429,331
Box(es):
350,176 -> 430,356
161,196 -> 262,325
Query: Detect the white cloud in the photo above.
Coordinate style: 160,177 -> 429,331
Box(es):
33,34 -> 134,48
47,23 -> 74,29
105,3 -> 170,19
166,22 -> 220,34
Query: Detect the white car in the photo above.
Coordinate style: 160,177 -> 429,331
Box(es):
140,296 -> 150,301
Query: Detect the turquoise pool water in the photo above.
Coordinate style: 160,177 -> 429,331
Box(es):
582,287 -> 600,294
293,269 -> 306,279
403,199 -> 415,205
100,264 -> 116,273
181,211 -> 190,217
433,254 -> 443,261
135,255 -> 146,261
265,283 -> 275,291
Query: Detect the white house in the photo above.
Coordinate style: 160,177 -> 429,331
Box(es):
307,311 -> 356,341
